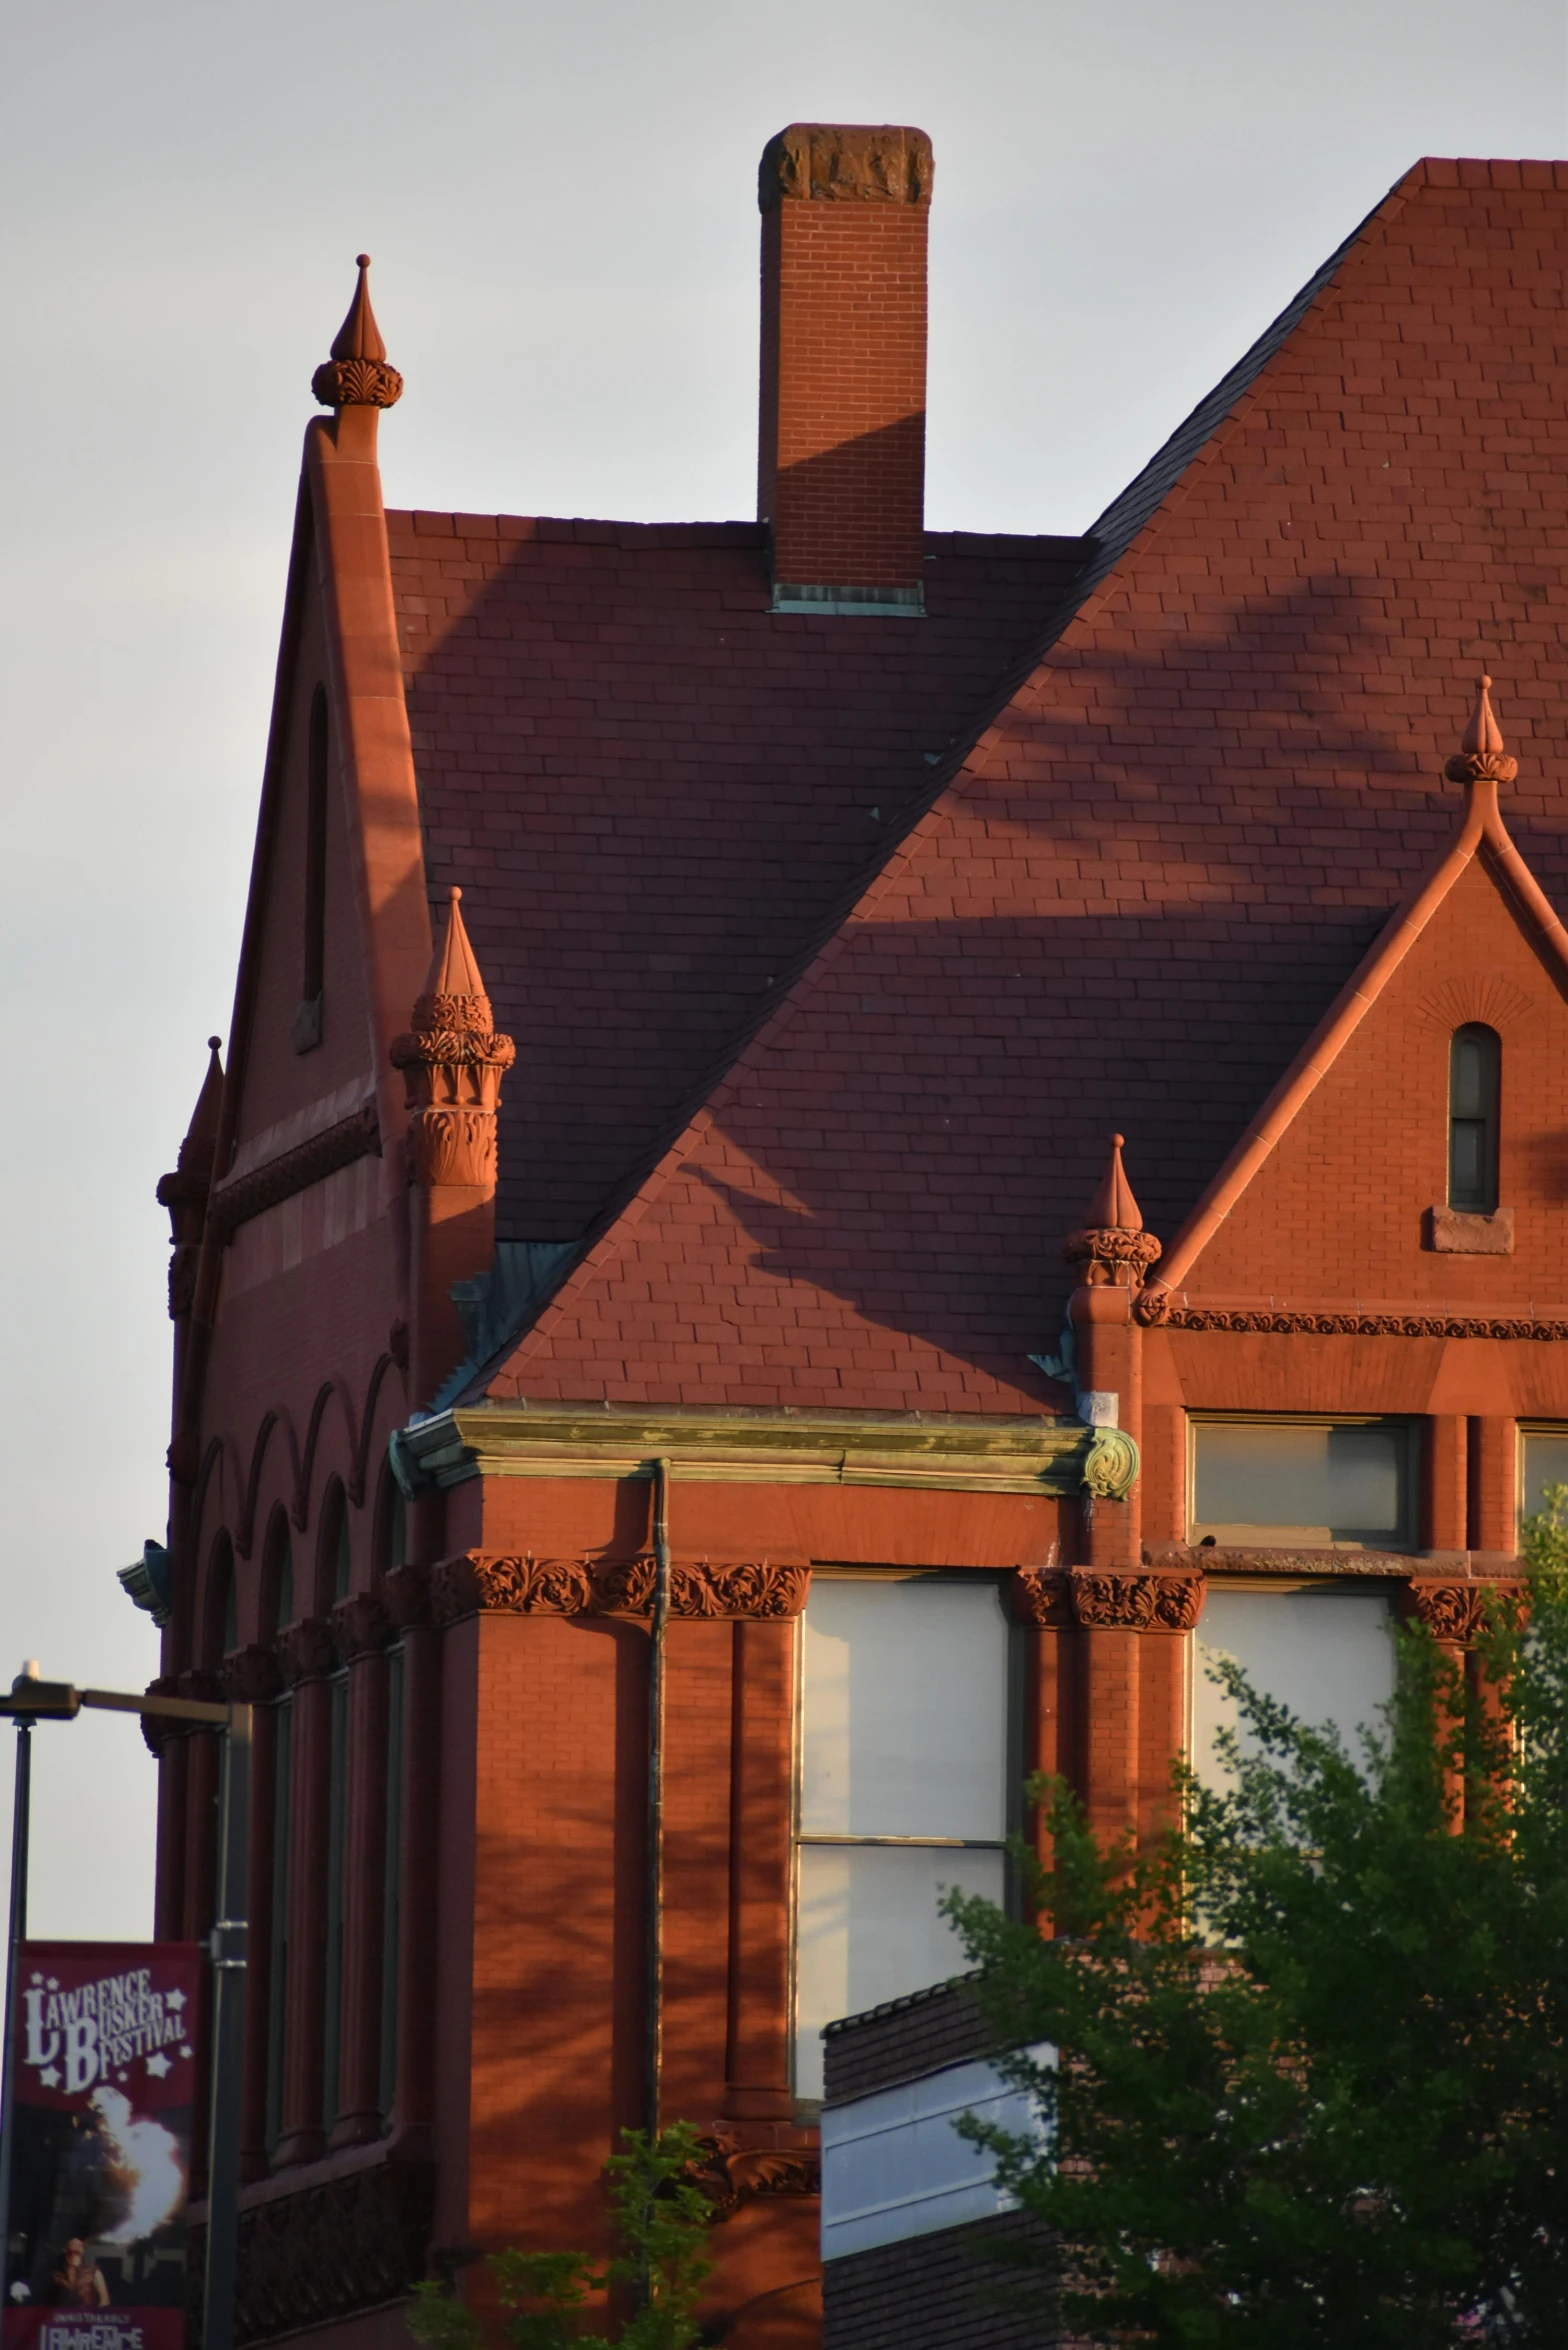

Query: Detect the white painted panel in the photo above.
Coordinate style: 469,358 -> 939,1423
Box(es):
1193,1587 -> 1397,1785
822,2049 -> 1052,2258
795,1845 -> 1004,2101
801,1580 -> 1010,1839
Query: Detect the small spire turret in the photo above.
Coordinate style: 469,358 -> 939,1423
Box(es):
1065,1132 -> 1162,1289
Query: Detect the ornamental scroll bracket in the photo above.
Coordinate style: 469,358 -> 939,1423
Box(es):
1082,1425 -> 1140,1501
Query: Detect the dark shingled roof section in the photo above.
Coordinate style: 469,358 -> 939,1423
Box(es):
824,1974 -> 992,2104
389,516 -> 1089,1243
823,2214 -> 1062,2348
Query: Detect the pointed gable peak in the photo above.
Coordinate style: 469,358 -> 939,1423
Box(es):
1445,673 -> 1518,788
414,888 -> 493,1030
311,253 -> 404,411
178,1036 -> 225,1176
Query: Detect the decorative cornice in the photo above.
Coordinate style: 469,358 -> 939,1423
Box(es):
1143,1299 -> 1568,1340
220,1645 -> 283,1704
1403,1580 -> 1523,1644
430,1550 -> 811,1625
330,1590 -> 392,1664
1070,1571 -> 1205,1631
398,1405 -> 1092,1498
209,1104 -> 380,1242
276,1617 -> 340,1685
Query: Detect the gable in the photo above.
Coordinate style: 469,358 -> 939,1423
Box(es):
232,560 -> 376,1157
1175,844 -> 1568,1309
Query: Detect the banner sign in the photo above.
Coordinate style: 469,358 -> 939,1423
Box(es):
3,1942 -> 201,2350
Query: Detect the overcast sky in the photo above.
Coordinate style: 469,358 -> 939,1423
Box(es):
0,0 -> 1563,1940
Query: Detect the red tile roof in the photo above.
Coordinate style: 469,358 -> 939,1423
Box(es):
389,518 -> 1089,1241
466,162 -> 1568,1413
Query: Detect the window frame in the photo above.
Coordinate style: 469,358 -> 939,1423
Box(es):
1186,1413 -> 1419,1552
1517,1421 -> 1568,1533
789,1568 -> 1021,2105
1447,1022 -> 1501,1214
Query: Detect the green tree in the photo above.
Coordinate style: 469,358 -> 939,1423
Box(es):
407,2123 -> 715,2350
944,1517 -> 1568,2347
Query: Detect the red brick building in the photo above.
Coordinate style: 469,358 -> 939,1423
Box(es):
135,129 -> 1568,2348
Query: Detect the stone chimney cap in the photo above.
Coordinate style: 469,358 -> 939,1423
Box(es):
312,254 -> 404,411
759,124 -> 933,210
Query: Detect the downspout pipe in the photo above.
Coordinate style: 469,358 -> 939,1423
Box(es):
645,1458 -> 673,2139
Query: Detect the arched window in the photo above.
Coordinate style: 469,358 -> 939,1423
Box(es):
262,1507 -> 294,1637
202,1531 -> 236,1669
1449,1024 -> 1500,1213
293,685 -> 329,1053
317,1478 -> 352,1610
373,1455 -> 405,1580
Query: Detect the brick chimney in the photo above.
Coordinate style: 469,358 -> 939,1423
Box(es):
757,123 -> 932,616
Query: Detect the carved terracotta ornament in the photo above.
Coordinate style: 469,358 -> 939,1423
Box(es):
1082,1426 -> 1141,1501
430,1551 -> 811,1625
1143,1303 -> 1568,1340
1444,675 -> 1518,788
330,1589 -> 392,1664
1065,1133 -> 1163,1290
208,1102 -> 379,1242
759,123 -> 932,208
188,2160 -> 433,2345
219,1645 -> 283,1705
1009,1567 -> 1071,1626
391,889 -> 516,1189
1404,1582 -> 1522,1645
276,1617 -> 339,1686
380,1559 -> 432,1631
685,2132 -> 821,2220
1069,1571 -> 1205,1632
311,254 -> 404,411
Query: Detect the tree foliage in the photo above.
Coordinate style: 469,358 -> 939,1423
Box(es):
944,1513 -> 1568,2347
406,2124 -> 715,2350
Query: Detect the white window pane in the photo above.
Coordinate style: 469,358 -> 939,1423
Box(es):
801,1580 -> 1009,1838
1193,1587 -> 1397,1787
794,1844 -> 1004,2100
1192,1422 -> 1405,1544
1522,1434 -> 1568,1524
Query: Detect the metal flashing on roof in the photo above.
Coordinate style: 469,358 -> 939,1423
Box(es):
771,583 -> 925,617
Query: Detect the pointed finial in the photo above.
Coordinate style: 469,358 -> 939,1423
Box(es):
312,253 -> 404,411
391,882 -> 516,1191
415,886 -> 492,1021
175,1035 -> 225,1175
1445,674 -> 1518,786
1064,1132 -> 1162,1288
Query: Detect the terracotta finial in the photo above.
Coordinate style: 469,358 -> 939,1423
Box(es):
312,253 -> 404,411
155,1035 -> 227,1319
391,885 -> 516,1190
1064,1133 -> 1162,1288
1445,674 -> 1518,786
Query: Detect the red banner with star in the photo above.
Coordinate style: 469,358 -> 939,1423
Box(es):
3,1942 -> 201,2350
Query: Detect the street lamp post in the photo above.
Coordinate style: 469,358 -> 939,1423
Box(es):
0,1671 -> 250,2350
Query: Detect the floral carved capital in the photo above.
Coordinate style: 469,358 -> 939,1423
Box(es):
220,1645 -> 283,1704
312,356 -> 404,409
1065,1226 -> 1163,1289
331,1590 -> 393,1664
1403,1581 -> 1522,1646
276,1617 -> 340,1685
380,1561 -> 433,1630
1070,1570 -> 1204,1632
